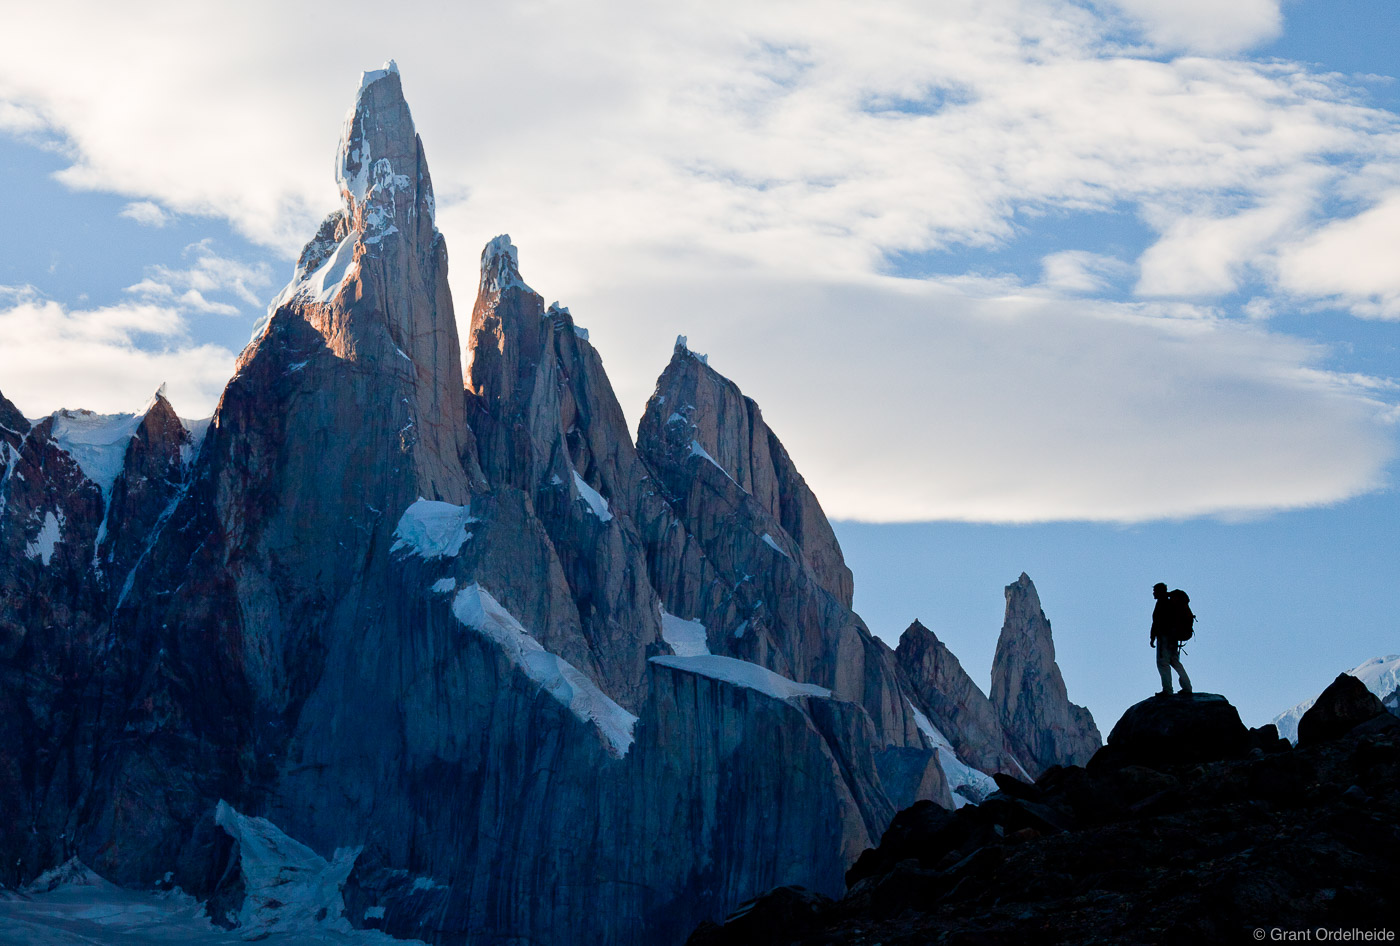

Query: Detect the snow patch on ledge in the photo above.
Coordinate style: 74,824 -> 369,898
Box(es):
650,654 -> 831,702
391,498 -> 476,559
452,583 -> 638,756
25,510 -> 63,566
572,470 -> 613,522
660,609 -> 711,657
214,800 -> 362,937
761,532 -> 790,559
689,439 -> 738,485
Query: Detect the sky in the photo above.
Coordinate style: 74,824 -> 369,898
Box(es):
0,0 -> 1396,730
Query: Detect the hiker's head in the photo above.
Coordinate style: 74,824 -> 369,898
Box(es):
1152,582 -> 1167,599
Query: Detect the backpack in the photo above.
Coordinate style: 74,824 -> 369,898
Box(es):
1167,589 -> 1195,644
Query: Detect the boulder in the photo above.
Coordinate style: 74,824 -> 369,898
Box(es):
1103,692 -> 1249,767
685,885 -> 833,946
1298,673 -> 1389,747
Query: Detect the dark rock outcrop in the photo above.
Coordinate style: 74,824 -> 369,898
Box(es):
990,574 -> 1101,777
1298,672 -> 1394,747
691,689 -> 1400,945
97,389 -> 191,588
1099,692 -> 1250,768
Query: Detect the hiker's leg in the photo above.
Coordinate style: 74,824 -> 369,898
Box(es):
1173,654 -> 1192,693
1156,645 -> 1173,693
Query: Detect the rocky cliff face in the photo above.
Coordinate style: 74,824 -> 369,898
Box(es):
0,388 -> 203,883
896,619 -> 1029,780
636,340 -> 921,756
0,63 -> 958,946
990,574 -> 1102,777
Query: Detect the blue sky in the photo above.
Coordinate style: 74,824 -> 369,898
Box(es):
0,0 -> 1396,730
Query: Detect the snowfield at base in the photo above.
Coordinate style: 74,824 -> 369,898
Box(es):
0,846 -> 422,946
1272,654 -> 1400,743
650,654 -> 832,702
660,609 -> 711,657
213,801 -> 362,937
391,498 -> 476,559
452,583 -> 638,756
909,700 -> 998,808
572,470 -> 613,522
47,409 -> 145,497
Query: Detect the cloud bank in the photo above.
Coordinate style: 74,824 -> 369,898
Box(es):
0,0 -> 1395,521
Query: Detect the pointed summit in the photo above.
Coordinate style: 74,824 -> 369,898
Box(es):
336,59 -> 434,243
638,343 -> 854,608
989,574 -> 1101,777
479,234 -> 533,295
248,60 -> 476,503
0,388 -> 28,438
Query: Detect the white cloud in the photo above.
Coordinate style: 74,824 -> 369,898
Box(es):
1274,190 -> 1400,318
545,262 -> 1395,523
0,286 -> 234,417
1099,0 -> 1283,54
119,200 -> 170,227
0,1 -> 1395,521
1041,250 -> 1132,293
0,100 -> 44,134
123,241 -> 273,315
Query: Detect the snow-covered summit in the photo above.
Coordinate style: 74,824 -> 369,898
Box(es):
262,62 -> 433,325
335,59 -> 427,225
673,334 -> 709,365
359,58 -> 399,91
480,234 -> 534,294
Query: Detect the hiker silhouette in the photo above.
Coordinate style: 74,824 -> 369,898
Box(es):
1150,582 -> 1193,697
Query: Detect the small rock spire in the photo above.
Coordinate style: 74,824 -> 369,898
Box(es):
479,235 -> 534,295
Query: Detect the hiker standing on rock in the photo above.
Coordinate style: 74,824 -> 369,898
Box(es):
1150,582 -> 1193,697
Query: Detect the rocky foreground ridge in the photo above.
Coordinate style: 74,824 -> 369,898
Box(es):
0,64 -> 1099,944
687,676 -> 1400,945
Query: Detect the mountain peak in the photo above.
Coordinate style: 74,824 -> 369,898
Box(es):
358,59 -> 399,92
673,334 -> 709,365
1005,572 -> 1041,615
335,61 -> 433,236
0,387 -> 28,436
480,234 -> 534,294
